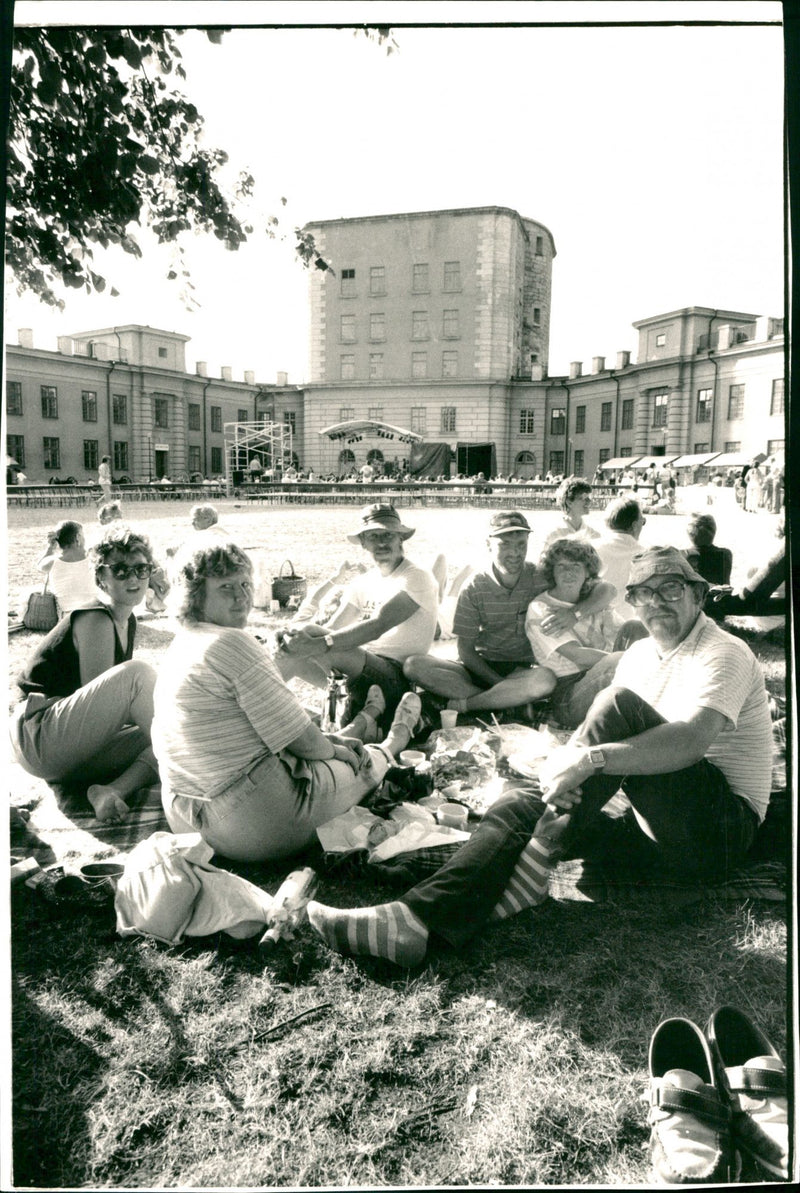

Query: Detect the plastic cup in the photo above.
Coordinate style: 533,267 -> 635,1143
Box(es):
436,802 -> 469,830
270,599 -> 281,613
440,709 -> 458,729
398,749 -> 426,769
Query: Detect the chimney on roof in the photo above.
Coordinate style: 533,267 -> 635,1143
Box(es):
196,361 -> 208,377
221,366 -> 233,382
57,336 -> 73,355
277,371 -> 288,386
616,350 -> 630,369
244,370 -> 255,386
18,328 -> 34,348
591,355 -> 605,374
569,361 -> 582,380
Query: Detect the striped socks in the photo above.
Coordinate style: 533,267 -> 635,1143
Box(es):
307,898 -> 429,967
489,835 -> 553,920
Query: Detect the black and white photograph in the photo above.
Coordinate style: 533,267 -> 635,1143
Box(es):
3,1 -> 793,1188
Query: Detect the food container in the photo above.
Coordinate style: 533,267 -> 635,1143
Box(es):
398,749 -> 426,769
440,709 -> 459,729
436,802 -> 469,830
79,861 -> 125,892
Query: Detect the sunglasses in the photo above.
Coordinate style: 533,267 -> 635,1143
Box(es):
627,579 -> 688,607
104,562 -> 153,580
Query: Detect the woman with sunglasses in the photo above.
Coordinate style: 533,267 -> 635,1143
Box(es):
11,526 -> 160,822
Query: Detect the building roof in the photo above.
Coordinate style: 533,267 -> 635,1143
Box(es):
68,325 -> 191,342
631,307 -> 758,328
303,206 -> 556,256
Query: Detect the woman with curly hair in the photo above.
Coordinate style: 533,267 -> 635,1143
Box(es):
540,476 -> 601,556
151,539 -> 423,862
524,538 -> 621,727
12,525 -> 160,821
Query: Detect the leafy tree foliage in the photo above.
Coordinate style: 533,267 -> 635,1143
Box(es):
6,26 -> 329,309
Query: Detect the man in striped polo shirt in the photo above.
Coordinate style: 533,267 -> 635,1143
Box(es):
404,509 -> 616,717
537,546 -> 773,880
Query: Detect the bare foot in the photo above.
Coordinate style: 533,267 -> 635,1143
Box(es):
87,785 -> 130,823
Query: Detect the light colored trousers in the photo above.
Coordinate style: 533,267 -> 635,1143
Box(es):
165,744 -> 393,862
10,659 -> 157,785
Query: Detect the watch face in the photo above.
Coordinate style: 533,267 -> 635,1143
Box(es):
589,748 -> 605,768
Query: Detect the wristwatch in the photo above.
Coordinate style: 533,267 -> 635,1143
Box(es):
323,634 -> 335,651
587,747 -> 606,771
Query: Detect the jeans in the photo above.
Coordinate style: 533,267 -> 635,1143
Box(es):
342,652 -> 409,734
562,686 -> 758,881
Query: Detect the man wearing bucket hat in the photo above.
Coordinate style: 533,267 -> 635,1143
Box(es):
279,503 -> 439,733
404,510 -> 616,718
536,545 -> 773,879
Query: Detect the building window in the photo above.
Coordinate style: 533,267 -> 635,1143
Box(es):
574,405 -> 586,434
520,409 -> 535,434
283,411 -> 296,434
340,313 -> 356,342
573,449 -> 584,475
210,405 -> 222,433
655,333 -> 666,347
340,267 -> 356,297
112,393 -> 128,425
187,403 -> 201,431
41,385 -> 58,419
340,407 -> 355,422
411,351 -> 427,379
338,448 -> 355,471
238,408 -> 249,424
340,354 -> 355,381
6,380 -> 22,415
598,447 -> 611,465
533,307 -> 541,325
694,442 -> 710,453
727,384 -> 745,420
443,260 -> 461,291
411,310 -> 429,340
368,406 -> 383,421
369,266 -> 386,295
113,441 -> 128,471
412,263 -> 429,292
158,346 -> 168,358
441,407 -> 457,434
767,438 -> 784,454
43,436 -> 61,469
154,396 -> 170,428
652,391 -> 668,427
600,402 -> 612,432
369,312 -> 386,341
369,354 -> 384,380
7,434 -> 25,467
83,439 -> 99,470
696,388 -> 712,423
188,445 -> 202,474
442,309 -> 460,338
621,398 -> 634,430
410,406 -> 427,433
770,378 -> 784,415
442,350 -> 458,378
211,446 -> 223,473
550,407 -> 565,436
724,440 -> 741,452
549,450 -> 564,473
535,236 -> 544,255
81,390 -> 98,422
619,447 -> 632,457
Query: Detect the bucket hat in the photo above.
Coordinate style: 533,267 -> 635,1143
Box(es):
347,503 -> 416,544
626,546 -> 708,593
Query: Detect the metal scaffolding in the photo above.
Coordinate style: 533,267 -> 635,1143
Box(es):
224,421 -> 294,492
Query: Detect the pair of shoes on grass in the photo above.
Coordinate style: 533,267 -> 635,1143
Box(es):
647,1007 -> 788,1183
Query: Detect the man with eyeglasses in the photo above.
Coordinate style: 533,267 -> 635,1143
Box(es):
536,546 -> 773,881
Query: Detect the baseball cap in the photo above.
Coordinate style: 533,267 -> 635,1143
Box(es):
626,546 -> 708,592
487,510 -> 531,537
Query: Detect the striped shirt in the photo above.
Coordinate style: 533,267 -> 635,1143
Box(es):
152,624 -> 310,804
453,563 -> 548,663
614,612 -> 772,820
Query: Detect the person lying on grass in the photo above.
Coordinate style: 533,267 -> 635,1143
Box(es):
151,539 -> 424,863
307,546 -> 772,968
11,526 -> 161,822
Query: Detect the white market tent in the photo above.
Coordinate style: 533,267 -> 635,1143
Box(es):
598,456 -> 640,471
670,452 -> 722,469
708,451 -> 756,468
630,454 -> 681,471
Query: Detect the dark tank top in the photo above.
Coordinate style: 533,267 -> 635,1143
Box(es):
17,605 -> 136,699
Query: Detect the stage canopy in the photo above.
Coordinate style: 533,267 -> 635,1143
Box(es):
319,419 -> 422,445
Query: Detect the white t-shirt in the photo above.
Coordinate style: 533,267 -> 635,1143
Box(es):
614,612 -> 772,820
342,557 -> 438,661
525,591 -> 617,676
540,516 -> 601,556
594,531 -> 641,621
48,556 -> 100,613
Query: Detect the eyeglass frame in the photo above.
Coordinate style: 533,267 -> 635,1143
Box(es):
102,562 -> 154,581
626,577 -> 692,607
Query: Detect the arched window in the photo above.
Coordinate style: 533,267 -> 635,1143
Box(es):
367,449 -> 384,465
338,449 -> 356,469
515,450 -> 536,479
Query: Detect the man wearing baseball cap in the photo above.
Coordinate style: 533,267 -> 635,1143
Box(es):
404,509 -> 616,717
537,545 -> 773,879
279,503 -> 439,733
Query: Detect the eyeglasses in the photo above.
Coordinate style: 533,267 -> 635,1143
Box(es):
627,579 -> 688,607
104,562 -> 153,580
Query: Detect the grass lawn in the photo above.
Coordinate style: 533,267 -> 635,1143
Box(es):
5,497 -> 791,1188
